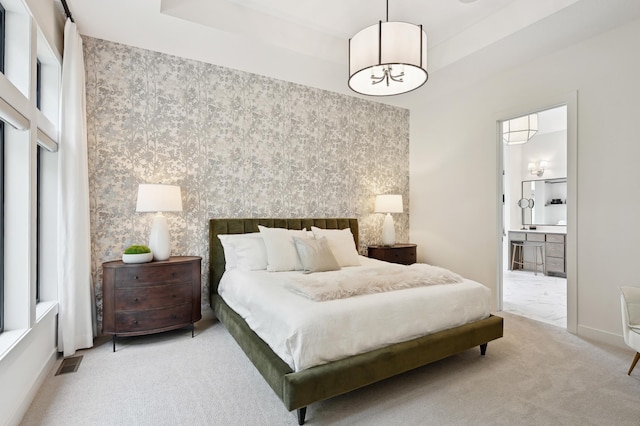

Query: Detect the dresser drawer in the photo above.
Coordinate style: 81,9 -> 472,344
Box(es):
368,245 -> 417,265
115,282 -> 191,311
115,263 -> 191,287
509,232 -> 526,241
526,233 -> 546,242
546,257 -> 565,273
546,233 -> 565,243
384,249 -> 416,264
115,303 -> 193,333
546,242 -> 565,258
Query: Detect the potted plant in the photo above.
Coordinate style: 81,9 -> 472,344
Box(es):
122,245 -> 153,264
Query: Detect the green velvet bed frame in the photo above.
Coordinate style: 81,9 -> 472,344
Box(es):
209,218 -> 503,425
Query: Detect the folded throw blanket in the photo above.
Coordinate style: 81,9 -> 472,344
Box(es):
285,263 -> 463,301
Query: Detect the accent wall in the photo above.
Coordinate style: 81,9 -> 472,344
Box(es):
83,37 -> 410,331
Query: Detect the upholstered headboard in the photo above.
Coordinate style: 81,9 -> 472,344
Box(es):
208,218 -> 358,303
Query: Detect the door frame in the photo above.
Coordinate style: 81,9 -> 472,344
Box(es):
495,91 -> 577,333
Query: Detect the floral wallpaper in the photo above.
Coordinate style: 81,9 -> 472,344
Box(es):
83,37 -> 409,332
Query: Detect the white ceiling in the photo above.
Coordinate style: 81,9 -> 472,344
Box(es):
65,0 -> 640,109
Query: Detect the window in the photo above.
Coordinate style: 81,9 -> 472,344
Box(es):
35,39 -> 61,308
35,56 -> 40,303
35,58 -> 41,109
0,0 -> 60,336
0,3 -> 4,73
35,147 -> 40,303
0,1 -> 5,333
0,123 -> 4,333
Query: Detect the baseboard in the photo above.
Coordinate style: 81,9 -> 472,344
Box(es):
577,324 -> 626,349
8,348 -> 58,426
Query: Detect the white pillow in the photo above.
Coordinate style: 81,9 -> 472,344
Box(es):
217,233 -> 268,271
258,226 -> 309,272
310,226 -> 360,267
218,234 -> 240,270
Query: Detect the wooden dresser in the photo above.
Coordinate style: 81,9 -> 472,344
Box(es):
367,244 -> 417,265
102,256 -> 202,351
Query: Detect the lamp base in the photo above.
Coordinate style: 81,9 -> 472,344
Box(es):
381,213 -> 396,246
149,214 -> 171,261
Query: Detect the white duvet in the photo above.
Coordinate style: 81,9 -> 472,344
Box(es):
218,256 -> 491,372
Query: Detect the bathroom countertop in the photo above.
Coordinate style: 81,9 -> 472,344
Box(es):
509,228 -> 566,234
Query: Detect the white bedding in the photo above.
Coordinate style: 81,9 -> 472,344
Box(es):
218,256 -> 491,372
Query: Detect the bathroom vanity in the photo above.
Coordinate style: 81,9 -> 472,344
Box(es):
508,230 -> 566,277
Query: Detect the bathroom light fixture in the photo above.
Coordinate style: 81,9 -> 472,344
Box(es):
503,113 -> 538,145
528,160 -> 547,177
348,0 -> 428,96
136,184 -> 183,261
375,194 -> 403,246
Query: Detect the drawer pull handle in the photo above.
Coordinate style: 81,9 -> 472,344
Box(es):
134,298 -> 139,302
134,276 -> 139,280
133,320 -> 138,324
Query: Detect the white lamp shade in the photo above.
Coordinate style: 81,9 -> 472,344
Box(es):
375,194 -> 403,213
349,21 -> 428,96
136,184 -> 183,212
503,114 -> 538,145
136,184 -> 182,261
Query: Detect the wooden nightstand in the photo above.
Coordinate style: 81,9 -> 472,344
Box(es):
367,244 -> 417,265
102,256 -> 202,352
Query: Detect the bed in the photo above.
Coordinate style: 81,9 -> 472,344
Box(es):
209,218 -> 503,424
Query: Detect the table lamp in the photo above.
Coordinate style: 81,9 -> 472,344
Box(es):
136,184 -> 182,260
375,194 -> 403,246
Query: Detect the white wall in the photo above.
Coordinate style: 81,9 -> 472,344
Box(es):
24,0 -> 63,58
519,131 -> 567,182
0,306 -> 58,426
410,17 -> 640,344
509,129 -> 567,229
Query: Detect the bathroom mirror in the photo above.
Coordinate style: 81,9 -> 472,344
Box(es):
521,178 -> 567,226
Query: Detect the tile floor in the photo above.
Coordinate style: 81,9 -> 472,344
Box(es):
502,269 -> 567,328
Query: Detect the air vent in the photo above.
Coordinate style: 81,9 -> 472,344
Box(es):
55,355 -> 83,376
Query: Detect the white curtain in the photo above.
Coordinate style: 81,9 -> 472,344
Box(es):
57,18 -> 95,357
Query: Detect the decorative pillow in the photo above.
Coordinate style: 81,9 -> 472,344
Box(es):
258,226 -> 309,272
217,233 -> 268,271
293,236 -> 341,274
310,226 -> 360,267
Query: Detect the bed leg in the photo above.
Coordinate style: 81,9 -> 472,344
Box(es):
480,343 -> 488,356
297,407 -> 307,425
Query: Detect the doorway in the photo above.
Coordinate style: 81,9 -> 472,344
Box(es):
498,101 -> 576,330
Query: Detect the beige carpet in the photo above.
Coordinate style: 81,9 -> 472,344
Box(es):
20,312 -> 640,426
